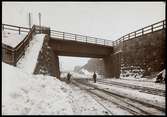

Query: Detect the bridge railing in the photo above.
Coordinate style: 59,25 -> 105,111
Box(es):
2,24 -> 36,65
50,30 -> 113,46
112,19 -> 166,46
2,24 -> 31,34
33,25 -> 50,35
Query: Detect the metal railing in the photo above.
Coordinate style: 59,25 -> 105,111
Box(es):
2,24 -> 36,65
33,25 -> 50,35
50,30 -> 113,46
2,24 -> 30,34
112,19 -> 166,46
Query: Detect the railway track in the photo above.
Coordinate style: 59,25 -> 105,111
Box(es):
96,79 -> 165,97
71,79 -> 165,115
74,78 -> 165,97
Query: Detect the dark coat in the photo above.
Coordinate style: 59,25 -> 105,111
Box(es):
93,73 -> 97,83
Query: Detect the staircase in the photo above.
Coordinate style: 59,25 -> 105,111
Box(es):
2,24 -> 50,66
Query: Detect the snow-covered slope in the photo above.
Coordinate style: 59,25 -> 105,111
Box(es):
2,31 -> 27,48
2,62 -> 73,115
17,34 -> 45,74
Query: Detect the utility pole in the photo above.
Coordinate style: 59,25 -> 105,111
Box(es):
29,12 -> 31,28
38,12 -> 41,33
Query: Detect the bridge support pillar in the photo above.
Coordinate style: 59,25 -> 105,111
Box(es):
112,52 -> 121,78
103,52 -> 121,78
54,54 -> 60,79
103,56 -> 114,78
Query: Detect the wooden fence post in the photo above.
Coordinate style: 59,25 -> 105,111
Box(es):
112,41 -> 114,46
2,24 -> 4,31
86,36 -> 87,43
19,27 -> 21,35
63,32 -> 65,40
13,51 -> 16,66
122,36 -> 124,41
151,25 -> 153,32
75,34 -> 77,41
134,32 -> 136,37
142,28 -> 144,35
48,28 -> 51,37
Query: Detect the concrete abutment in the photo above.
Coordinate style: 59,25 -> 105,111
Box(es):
103,52 -> 121,78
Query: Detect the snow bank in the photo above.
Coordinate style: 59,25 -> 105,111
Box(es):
71,69 -> 102,79
17,34 -> 45,74
81,69 -> 93,76
2,62 -> 73,115
120,66 -> 145,80
2,31 -> 27,48
162,69 -> 166,78
157,69 -> 166,79
90,81 -> 165,109
3,62 -> 129,115
106,78 -> 165,90
71,72 -> 88,78
121,69 -> 166,83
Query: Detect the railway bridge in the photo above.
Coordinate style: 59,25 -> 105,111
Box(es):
2,19 -> 166,78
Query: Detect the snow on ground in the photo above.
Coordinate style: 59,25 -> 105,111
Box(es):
80,69 -> 93,76
79,69 -> 103,78
2,31 -> 28,48
157,69 -> 166,79
65,85 -> 111,115
120,69 -> 164,83
2,62 -> 73,115
61,69 -> 93,79
68,69 -> 102,79
120,74 -> 158,82
66,83 -> 131,115
17,34 -> 45,74
71,72 -> 89,78
3,62 -> 127,115
88,80 -> 165,109
101,78 -> 165,90
121,76 -> 155,82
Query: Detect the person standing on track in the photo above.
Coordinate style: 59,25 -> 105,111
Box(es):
67,72 -> 72,82
93,72 -> 97,83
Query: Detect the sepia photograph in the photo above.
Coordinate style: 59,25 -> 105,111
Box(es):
2,1 -> 166,115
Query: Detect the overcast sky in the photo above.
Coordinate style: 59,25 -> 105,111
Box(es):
2,2 -> 165,71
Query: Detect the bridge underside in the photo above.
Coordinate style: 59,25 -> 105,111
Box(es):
49,38 -> 113,58
49,37 -> 119,78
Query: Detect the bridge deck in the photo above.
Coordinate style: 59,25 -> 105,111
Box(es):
49,37 -> 113,58
2,19 -> 166,65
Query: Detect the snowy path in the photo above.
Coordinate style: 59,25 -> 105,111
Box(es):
96,79 -> 165,97
102,78 -> 165,90
17,34 -> 45,74
64,84 -> 113,115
